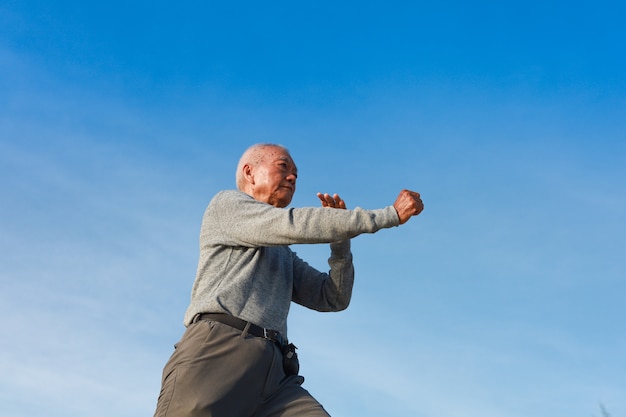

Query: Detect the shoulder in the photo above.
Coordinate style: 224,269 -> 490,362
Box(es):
207,190 -> 273,219
210,190 -> 253,205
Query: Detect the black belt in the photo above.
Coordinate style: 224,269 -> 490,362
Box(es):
194,313 -> 287,347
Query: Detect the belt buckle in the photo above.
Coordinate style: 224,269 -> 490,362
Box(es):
263,329 -> 284,346
263,328 -> 274,340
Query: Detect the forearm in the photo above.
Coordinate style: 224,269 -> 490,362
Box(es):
292,241 -> 355,312
208,191 -> 399,247
325,240 -> 355,310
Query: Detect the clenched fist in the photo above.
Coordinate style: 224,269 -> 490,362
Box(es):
393,190 -> 424,224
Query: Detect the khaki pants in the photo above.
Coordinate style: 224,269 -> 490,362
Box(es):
153,318 -> 331,417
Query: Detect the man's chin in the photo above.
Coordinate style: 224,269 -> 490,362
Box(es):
276,198 -> 292,208
269,195 -> 293,208
274,190 -> 294,207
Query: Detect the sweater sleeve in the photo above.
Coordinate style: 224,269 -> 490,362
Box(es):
291,240 -> 354,312
207,190 -> 400,247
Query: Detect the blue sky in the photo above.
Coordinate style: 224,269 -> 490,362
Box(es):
1,1 -> 625,416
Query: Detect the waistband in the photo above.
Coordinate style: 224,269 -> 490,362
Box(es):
193,313 -> 287,347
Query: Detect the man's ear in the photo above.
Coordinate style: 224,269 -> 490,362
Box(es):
242,164 -> 255,185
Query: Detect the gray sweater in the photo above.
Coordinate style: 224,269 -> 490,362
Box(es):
183,190 -> 400,336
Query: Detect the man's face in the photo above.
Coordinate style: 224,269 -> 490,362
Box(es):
250,147 -> 298,208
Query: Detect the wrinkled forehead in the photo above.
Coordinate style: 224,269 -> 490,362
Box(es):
263,147 -> 297,171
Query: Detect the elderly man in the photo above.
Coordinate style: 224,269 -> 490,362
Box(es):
153,143 -> 424,417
